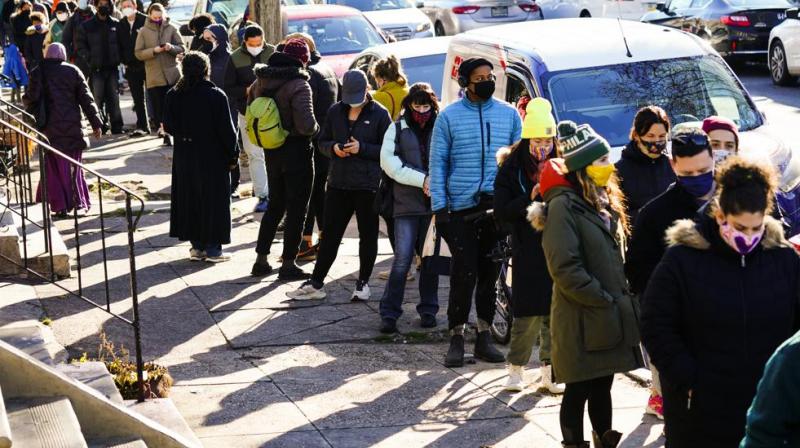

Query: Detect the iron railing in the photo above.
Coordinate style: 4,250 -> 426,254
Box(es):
0,101 -> 148,402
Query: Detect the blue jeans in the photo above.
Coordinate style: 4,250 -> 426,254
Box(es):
380,215 -> 439,321
191,241 -> 222,257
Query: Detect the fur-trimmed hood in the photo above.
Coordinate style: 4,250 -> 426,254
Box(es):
666,215 -> 791,252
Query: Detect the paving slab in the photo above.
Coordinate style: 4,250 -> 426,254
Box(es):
197,431 -> 330,448
157,350 -> 270,387
527,407 -> 665,447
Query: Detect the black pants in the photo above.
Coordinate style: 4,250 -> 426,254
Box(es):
439,206 -> 500,329
255,140 -> 314,263
311,188 -> 378,284
125,68 -> 149,131
147,85 -> 171,127
303,148 -> 328,236
91,68 -> 123,133
560,375 -> 614,444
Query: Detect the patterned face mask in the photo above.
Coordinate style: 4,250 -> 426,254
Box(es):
719,221 -> 764,255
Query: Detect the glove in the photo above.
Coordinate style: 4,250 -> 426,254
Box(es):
434,209 -> 450,244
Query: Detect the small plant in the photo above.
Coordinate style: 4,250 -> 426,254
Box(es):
97,332 -> 173,400
39,316 -> 52,326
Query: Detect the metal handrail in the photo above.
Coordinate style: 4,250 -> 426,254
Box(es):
0,117 -> 148,402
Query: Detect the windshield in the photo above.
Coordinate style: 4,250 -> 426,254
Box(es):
726,0 -> 791,7
328,0 -> 414,11
165,3 -> 195,23
208,0 -> 249,19
543,55 -> 762,147
287,16 -> 385,56
402,54 -> 446,97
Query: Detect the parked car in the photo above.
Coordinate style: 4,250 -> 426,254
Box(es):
441,18 -> 800,225
641,0 -> 794,63
324,0 -> 435,40
768,7 -> 800,84
419,0 -> 542,36
191,0 -> 310,29
349,36 -> 451,96
283,5 -> 388,77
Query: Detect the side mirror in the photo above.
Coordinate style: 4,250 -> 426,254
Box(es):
787,8 -> 799,20
656,3 -> 667,12
179,24 -> 193,37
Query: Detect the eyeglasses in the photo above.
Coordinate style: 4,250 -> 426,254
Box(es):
672,133 -> 709,148
471,74 -> 496,83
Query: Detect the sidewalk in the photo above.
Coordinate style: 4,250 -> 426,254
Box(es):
17,93 -> 665,447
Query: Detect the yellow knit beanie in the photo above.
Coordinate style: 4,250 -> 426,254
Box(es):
521,97 -> 557,139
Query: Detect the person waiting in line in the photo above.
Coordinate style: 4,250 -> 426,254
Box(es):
186,12 -> 212,52
287,69 -> 391,301
641,157 -> 800,447
495,97 -> 564,395
61,0 -> 94,78
163,51 -> 238,263
378,82 -> 440,334
45,1 -> 70,45
534,121 -> 643,448
615,105 -> 676,224
22,12 -> 48,73
200,23 -> 230,88
117,0 -> 148,137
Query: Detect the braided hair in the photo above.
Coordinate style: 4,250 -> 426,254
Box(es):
175,51 -> 209,92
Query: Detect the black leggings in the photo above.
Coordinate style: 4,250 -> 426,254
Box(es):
560,375 -> 614,444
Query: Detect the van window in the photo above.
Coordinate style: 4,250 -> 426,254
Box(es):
506,74 -> 529,106
668,0 -> 692,10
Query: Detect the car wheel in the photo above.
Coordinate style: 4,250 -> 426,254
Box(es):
770,41 -> 797,86
435,21 -> 446,36
579,10 -> 591,17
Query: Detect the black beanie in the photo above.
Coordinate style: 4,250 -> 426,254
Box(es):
458,57 -> 493,81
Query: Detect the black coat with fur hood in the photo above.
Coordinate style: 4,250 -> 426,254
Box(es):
641,214 -> 800,446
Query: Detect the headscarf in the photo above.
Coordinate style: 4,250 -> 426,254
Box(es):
45,42 -> 67,61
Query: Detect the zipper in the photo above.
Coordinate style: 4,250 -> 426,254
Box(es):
740,255 -> 749,371
478,103 -> 485,194
486,122 -> 491,147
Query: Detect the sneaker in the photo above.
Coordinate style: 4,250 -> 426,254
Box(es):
378,270 -> 415,281
189,248 -> 206,261
297,241 -> 317,261
253,197 -> 269,213
420,314 -> 437,328
379,318 -> 398,334
646,394 -> 664,420
163,134 -> 172,146
251,260 -> 273,277
278,264 -> 311,281
129,129 -> 147,138
539,364 -> 565,395
504,365 -> 525,392
287,281 -> 326,300
205,253 -> 231,263
351,280 -> 370,302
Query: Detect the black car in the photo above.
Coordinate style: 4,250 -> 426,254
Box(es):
642,0 -> 794,62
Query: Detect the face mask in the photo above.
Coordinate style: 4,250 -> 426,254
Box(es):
56,12 -> 68,21
471,80 -> 495,101
348,100 -> 366,108
720,221 -> 764,255
121,7 -> 134,17
586,164 -> 615,187
33,24 -> 43,32
246,45 -> 261,57
200,39 -> 213,54
411,109 -> 432,128
151,18 -> 162,25
640,140 -> 667,159
714,150 -> 731,165
97,5 -> 111,15
530,143 -> 552,162
677,171 -> 714,198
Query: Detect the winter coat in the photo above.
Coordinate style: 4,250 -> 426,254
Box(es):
307,50 -> 339,135
223,44 -> 273,115
61,8 -> 94,76
76,14 -> 122,72
494,146 -> 552,317
134,17 -> 184,89
318,97 -> 391,191
11,11 -> 32,50
23,58 -> 102,150
371,80 -> 407,121
534,171 -> 644,384
429,96 -> 522,213
741,329 -> 800,448
205,23 -> 230,88
625,183 -> 703,297
163,80 -> 238,245
641,215 -> 800,447
46,18 -> 66,45
614,141 -> 676,224
118,12 -> 146,73
1,44 -> 28,87
22,25 -> 47,70
380,114 -> 433,217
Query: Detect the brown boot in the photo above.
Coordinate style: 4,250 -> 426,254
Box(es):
592,430 -> 622,448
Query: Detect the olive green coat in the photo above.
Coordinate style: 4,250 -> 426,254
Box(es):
532,186 -> 644,384
134,18 -> 185,89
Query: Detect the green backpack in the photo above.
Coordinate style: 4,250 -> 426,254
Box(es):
245,95 -> 289,150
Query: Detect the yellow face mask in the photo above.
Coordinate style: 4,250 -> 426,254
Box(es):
585,164 -> 615,187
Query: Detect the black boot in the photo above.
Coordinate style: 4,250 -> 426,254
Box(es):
592,430 -> 622,448
444,334 -> 464,367
474,330 -> 505,363
562,443 -> 590,448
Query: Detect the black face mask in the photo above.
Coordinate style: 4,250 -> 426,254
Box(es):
97,5 -> 111,15
200,39 -> 213,54
471,80 -> 495,100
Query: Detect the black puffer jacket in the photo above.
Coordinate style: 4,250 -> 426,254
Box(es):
61,8 -> 94,76
318,98 -> 391,191
641,214 -> 800,447
615,141 -> 676,223
118,12 -> 146,72
76,13 -> 122,72
307,51 -> 339,132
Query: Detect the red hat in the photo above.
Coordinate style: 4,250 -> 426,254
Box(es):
539,158 -> 573,198
282,38 -> 310,65
702,116 -> 739,144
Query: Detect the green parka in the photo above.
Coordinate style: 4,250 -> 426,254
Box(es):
532,185 -> 644,384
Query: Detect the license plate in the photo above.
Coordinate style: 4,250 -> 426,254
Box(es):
491,6 -> 508,17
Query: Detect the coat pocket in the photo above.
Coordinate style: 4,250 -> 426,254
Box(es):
580,304 -> 623,351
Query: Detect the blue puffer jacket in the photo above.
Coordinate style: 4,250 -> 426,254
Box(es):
429,96 -> 521,212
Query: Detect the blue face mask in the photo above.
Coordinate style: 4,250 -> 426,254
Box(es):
678,171 -> 714,198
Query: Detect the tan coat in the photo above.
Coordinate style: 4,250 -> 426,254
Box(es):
134,18 -> 184,88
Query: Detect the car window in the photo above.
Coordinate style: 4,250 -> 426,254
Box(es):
208,0 -> 249,17
668,0 -> 692,10
287,16 -> 386,56
543,55 -> 761,147
689,0 -> 711,8
401,54 -> 446,98
328,0 -> 414,11
726,0 -> 791,7
506,74 -> 529,105
165,4 -> 195,23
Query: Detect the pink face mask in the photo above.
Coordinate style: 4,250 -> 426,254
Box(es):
720,221 -> 764,255
530,144 -> 552,161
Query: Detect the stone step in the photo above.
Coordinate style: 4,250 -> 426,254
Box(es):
11,205 -> 71,279
0,325 -> 67,366
58,362 -> 125,406
87,437 -> 148,448
0,198 -> 21,275
5,396 -> 88,448
0,386 -> 11,448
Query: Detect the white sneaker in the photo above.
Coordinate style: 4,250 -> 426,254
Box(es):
351,281 -> 370,301
504,365 -> 525,392
205,253 -> 231,263
189,249 -> 206,261
287,281 -> 326,301
540,364 -> 565,395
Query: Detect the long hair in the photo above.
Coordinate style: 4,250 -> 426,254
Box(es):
567,169 -> 629,236
174,51 -> 209,92
372,54 -> 407,86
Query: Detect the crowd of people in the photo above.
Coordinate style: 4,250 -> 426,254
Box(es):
12,3 -> 800,445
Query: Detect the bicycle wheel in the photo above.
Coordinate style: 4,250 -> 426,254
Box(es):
491,276 -> 513,345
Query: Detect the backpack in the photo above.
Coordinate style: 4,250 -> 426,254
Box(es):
245,95 -> 288,150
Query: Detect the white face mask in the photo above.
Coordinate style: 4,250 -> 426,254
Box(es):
122,7 -> 135,17
246,46 -> 261,57
714,150 -> 731,165
56,12 -> 68,21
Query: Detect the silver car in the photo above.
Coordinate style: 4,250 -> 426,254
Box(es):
420,0 -> 543,36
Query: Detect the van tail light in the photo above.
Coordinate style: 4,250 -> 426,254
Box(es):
721,15 -> 751,27
519,3 -> 540,12
452,5 -> 480,13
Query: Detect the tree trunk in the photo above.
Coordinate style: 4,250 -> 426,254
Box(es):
249,0 -> 282,45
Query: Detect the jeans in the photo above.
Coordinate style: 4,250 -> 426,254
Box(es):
238,114 -> 268,199
91,68 -> 123,132
507,315 -> 552,366
380,215 -> 439,321
191,241 -> 222,257
125,68 -> 149,131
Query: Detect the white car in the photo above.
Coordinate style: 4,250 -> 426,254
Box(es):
768,7 -> 800,85
325,0 -> 435,40
536,0 -> 654,19
420,0 -> 543,36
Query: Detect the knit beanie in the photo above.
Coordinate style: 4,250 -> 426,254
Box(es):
282,38 -> 310,65
522,97 -> 556,139
45,42 -> 67,61
558,121 -> 611,172
702,116 -> 739,145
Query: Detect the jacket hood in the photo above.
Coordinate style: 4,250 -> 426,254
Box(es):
309,50 -> 322,65
144,16 -> 170,30
666,214 -> 790,252
496,146 -> 513,165
206,23 -> 229,47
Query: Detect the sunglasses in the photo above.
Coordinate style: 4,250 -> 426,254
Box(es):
672,133 -> 709,148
